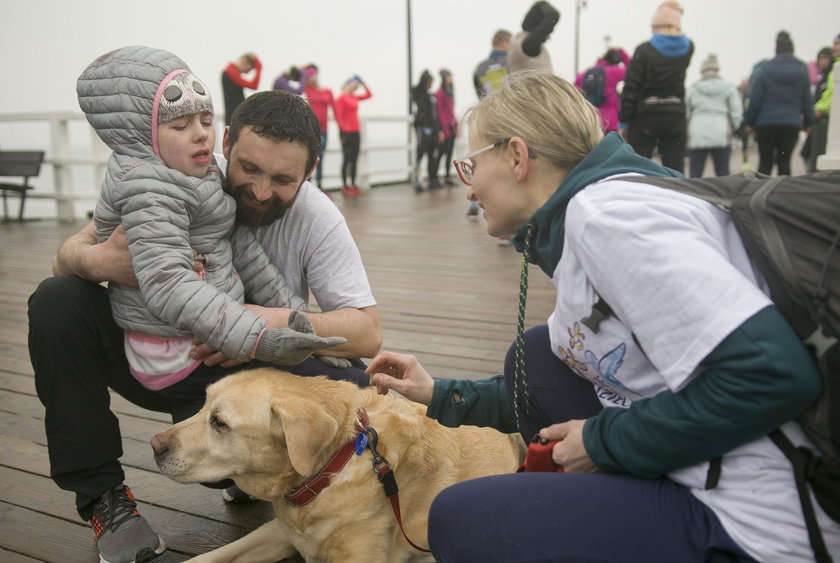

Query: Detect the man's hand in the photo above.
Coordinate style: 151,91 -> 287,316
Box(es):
53,222 -> 138,286
539,420 -> 599,473
366,351 -> 435,405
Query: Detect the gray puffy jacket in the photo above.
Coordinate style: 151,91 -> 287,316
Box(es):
77,46 -> 306,361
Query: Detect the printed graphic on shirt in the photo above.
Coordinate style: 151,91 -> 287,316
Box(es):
557,321 -> 639,407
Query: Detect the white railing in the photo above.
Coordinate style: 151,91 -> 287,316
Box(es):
0,111 -> 417,221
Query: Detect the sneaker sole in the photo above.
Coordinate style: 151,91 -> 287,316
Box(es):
100,537 -> 165,563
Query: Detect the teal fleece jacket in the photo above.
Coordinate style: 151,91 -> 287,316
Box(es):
427,133 -> 821,477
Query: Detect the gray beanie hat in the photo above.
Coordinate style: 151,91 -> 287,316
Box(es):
77,45 -> 213,158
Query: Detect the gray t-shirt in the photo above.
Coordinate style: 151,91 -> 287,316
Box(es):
217,153 -> 375,313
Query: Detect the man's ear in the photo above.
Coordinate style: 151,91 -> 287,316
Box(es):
222,127 -> 232,160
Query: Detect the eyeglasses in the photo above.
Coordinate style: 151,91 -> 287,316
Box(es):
453,138 -> 510,186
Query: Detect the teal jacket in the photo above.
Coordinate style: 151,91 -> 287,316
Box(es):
427,133 -> 820,478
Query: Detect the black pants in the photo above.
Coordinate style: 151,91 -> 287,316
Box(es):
414,126 -> 438,183
755,124 -> 800,176
627,112 -> 687,174
339,131 -> 360,186
436,130 -> 456,181
28,276 -> 369,520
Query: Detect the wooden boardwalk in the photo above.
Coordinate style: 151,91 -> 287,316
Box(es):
0,183 -> 556,562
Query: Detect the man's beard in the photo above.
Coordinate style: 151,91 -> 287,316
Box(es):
222,176 -> 294,228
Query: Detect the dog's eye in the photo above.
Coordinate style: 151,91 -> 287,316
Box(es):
210,414 -> 229,432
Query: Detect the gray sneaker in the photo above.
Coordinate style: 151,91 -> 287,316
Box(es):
90,484 -> 165,563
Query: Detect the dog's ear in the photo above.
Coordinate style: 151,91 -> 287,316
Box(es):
270,397 -> 340,476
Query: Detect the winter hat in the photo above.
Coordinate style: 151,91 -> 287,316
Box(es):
156,71 -> 213,124
651,1 -> 683,29
776,31 -> 794,54
701,53 -> 720,73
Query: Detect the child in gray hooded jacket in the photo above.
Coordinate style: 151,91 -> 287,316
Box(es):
77,45 -> 345,391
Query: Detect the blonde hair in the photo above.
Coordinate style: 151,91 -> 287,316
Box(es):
464,71 -> 603,172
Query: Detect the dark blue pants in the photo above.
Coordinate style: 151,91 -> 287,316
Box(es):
28,275 -> 368,519
427,325 -> 753,562
688,147 -> 732,178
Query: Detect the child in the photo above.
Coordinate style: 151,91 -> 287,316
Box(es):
334,75 -> 372,196
77,46 -> 345,394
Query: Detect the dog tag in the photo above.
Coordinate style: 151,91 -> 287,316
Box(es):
355,432 -> 369,455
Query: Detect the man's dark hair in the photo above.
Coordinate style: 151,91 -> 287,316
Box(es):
228,90 -> 322,173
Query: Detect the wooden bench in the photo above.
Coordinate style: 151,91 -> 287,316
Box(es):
0,150 -> 45,222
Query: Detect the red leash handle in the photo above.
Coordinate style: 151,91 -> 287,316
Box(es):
518,434 -> 565,473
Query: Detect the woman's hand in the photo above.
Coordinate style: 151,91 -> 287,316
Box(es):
539,419 -> 599,473
366,351 -> 435,405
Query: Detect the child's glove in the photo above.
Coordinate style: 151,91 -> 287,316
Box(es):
254,311 -> 346,365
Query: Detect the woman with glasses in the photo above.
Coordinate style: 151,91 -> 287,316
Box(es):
366,71 -> 835,561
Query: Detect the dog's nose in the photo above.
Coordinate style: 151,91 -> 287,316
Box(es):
150,434 -> 168,456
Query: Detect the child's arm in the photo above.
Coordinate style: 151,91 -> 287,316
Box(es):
230,225 -> 308,310
117,170 -> 339,363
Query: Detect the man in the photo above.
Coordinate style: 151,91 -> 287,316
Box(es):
27,90 -> 382,563
469,28 -> 512,218
473,29 -> 512,100
221,52 -> 262,125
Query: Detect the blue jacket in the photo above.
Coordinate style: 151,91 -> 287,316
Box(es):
744,53 -> 813,128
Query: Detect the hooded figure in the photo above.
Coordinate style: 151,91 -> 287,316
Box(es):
77,45 -> 312,383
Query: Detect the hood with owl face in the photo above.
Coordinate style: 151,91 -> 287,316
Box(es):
77,45 -> 213,160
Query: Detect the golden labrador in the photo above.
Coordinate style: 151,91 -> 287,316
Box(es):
151,368 -> 525,562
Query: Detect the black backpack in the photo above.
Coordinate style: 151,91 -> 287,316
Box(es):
614,171 -> 840,562
581,66 -> 607,106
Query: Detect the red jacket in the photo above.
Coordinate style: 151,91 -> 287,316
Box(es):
334,85 -> 372,133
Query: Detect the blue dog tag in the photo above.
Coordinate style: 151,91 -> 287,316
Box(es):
355,432 -> 369,455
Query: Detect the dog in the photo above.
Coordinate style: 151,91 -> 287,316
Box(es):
151,368 -> 525,562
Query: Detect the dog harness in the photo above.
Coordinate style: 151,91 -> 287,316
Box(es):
283,408 -> 430,553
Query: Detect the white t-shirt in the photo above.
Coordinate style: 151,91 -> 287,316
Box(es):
550,175 -> 839,561
216,153 -> 375,313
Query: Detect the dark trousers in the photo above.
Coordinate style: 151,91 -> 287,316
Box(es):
316,131 -> 327,185
28,276 -> 369,520
414,126 -> 437,183
339,131 -> 360,186
427,325 -> 754,562
688,147 -> 732,178
436,130 -> 456,181
627,112 -> 687,174
756,124 -> 800,176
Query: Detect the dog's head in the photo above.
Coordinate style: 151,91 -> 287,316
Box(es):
151,368 -> 362,494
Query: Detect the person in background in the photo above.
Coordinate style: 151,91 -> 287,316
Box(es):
744,30 -> 813,176
810,35 -> 840,172
334,75 -> 372,197
470,29 -> 512,216
221,52 -> 262,125
574,47 -> 631,132
411,70 -> 439,192
303,64 -> 335,192
685,53 -> 743,177
273,65 -> 304,95
474,29 -> 512,100
508,1 -> 560,73
366,70 -> 837,562
435,69 -> 458,186
619,1 -> 694,174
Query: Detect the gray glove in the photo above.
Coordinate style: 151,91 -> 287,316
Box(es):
254,311 -> 346,366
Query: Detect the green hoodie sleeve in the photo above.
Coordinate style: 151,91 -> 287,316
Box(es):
583,306 -> 821,478
426,374 -> 519,433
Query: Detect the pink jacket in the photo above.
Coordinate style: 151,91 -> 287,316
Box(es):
575,49 -> 630,132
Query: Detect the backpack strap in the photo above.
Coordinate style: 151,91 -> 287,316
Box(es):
769,428 -> 833,563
